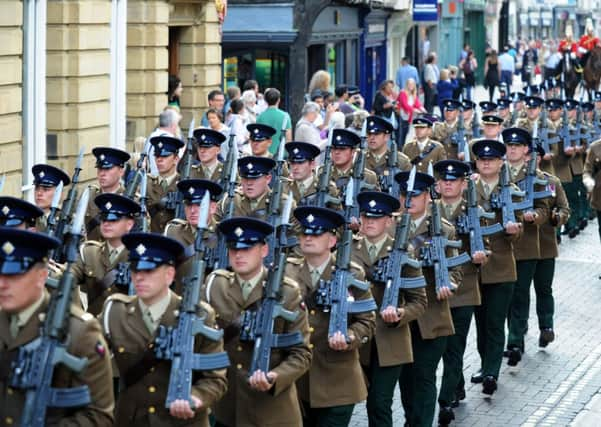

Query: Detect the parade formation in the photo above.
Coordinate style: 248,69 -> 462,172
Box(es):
3,21 -> 601,427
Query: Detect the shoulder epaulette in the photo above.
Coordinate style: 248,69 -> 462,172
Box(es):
107,293 -> 136,304
80,240 -> 102,263
70,305 -> 95,322
286,256 -> 304,265
282,276 -> 300,289
88,184 -> 101,194
211,269 -> 235,280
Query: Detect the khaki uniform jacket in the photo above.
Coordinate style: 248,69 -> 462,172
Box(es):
584,139 -> 601,210
163,219 -> 219,294
539,173 -> 570,259
431,120 -> 466,160
203,268 -> 311,427
515,117 -> 559,175
569,119 -> 586,176
284,255 -> 375,408
0,291 -> 114,426
214,190 -> 296,224
402,139 -> 447,173
365,149 -> 412,177
351,235 -> 427,366
288,174 -> 341,210
147,173 -> 180,233
409,214 -> 460,339
329,164 -> 380,192
511,165 -> 551,261
99,292 -> 226,427
72,240 -> 130,315
551,119 -> 574,183
440,200 -> 484,307
190,161 -> 224,182
475,178 -> 522,284
85,183 -> 127,241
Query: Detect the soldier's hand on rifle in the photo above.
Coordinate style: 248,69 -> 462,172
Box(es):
249,369 -> 277,391
349,217 -> 361,232
505,221 -> 521,235
523,211 -> 538,223
565,146 -> 575,156
329,330 -> 352,351
543,153 -> 553,161
436,283 -> 456,300
169,396 -> 202,419
471,250 -> 488,265
381,306 -> 404,323
457,152 -> 465,161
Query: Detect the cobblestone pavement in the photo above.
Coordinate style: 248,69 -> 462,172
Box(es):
349,218 -> 601,426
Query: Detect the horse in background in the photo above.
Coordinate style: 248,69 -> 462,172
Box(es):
556,50 -> 580,99
584,45 -> 601,97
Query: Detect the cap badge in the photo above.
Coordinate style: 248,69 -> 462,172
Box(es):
39,171 -> 45,178
336,135 -> 342,141
135,244 -> 146,256
447,165 -> 454,171
293,148 -> 299,154
99,154 -> 106,161
484,146 -> 491,152
201,134 -> 206,141
104,202 -> 113,210
368,200 -> 377,208
188,187 -> 195,195
369,121 -> 374,126
306,214 -> 315,223
234,227 -> 244,237
1,206 -> 9,215
158,142 -> 163,148
512,133 -> 517,139
2,241 -> 14,255
246,162 -> 254,170
254,128 -> 259,134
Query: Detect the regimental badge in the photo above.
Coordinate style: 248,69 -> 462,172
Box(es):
512,133 -> 517,139
484,146 -> 491,152
368,200 -> 377,208
158,142 -> 163,149
1,206 -> 9,215
306,214 -> 315,223
39,171 -> 45,178
246,163 -> 254,170
99,154 -> 106,161
105,202 -> 112,210
234,227 -> 244,237
254,128 -> 259,134
2,241 -> 15,255
135,244 -> 146,255
201,134 -> 206,141
293,148 -> 299,154
336,135 -> 342,141
447,165 -> 454,171
369,121 -> 374,127
188,186 -> 195,195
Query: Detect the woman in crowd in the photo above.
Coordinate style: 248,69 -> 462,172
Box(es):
397,77 -> 426,146
484,50 -> 501,101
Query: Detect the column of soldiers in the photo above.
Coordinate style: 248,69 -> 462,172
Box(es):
1,89 -> 600,427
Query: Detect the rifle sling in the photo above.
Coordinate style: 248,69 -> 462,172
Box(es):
99,269 -> 119,290
410,145 -> 436,166
0,349 -> 19,381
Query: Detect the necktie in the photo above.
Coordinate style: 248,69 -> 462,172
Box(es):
241,281 -> 254,300
483,183 -> 491,198
9,316 -> 19,339
250,199 -> 258,211
310,269 -> 321,288
298,182 -> 305,197
143,309 -> 155,334
109,249 -> 119,264
445,204 -> 453,218
368,244 -> 378,263
409,221 -> 417,236
160,179 -> 168,191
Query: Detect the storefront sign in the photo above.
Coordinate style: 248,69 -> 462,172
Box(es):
413,0 -> 438,22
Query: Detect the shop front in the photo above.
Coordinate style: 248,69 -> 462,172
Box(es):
360,9 -> 389,111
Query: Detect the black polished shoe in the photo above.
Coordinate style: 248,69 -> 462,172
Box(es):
589,211 -> 596,220
507,346 -> 522,367
568,228 -> 578,238
557,234 -> 562,244
539,328 -> 555,347
438,406 -> 455,426
450,387 -> 466,408
579,219 -> 588,230
482,376 -> 497,396
471,370 -> 484,384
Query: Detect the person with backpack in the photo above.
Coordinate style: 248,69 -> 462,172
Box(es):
459,50 -> 478,100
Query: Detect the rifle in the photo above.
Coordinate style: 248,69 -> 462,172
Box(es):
219,126 -> 237,191
378,119 -> 402,198
10,189 -> 91,426
347,120 -> 374,220
306,129 -> 341,208
450,110 -> 466,155
372,168 -> 426,311
515,149 -> 552,212
174,124 -> 196,219
511,92 -> 519,124
154,192 -> 230,410
44,181 -> 64,236
490,162 -> 527,226
264,141 -> 295,267
315,178 -> 378,341
593,109 -> 601,140
208,149 -> 238,270
51,148 -> 84,262
239,196 -> 304,375
537,107 -> 560,155
455,147 -> 503,255
472,108 -> 481,139
0,174 -> 5,193
124,141 -> 149,198
419,176 -> 471,293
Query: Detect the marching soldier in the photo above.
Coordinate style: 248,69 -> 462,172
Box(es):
433,160 -> 488,425
147,135 -> 185,233
496,98 -> 513,129
469,140 -> 522,396
86,147 -> 131,240
431,98 -> 464,160
364,115 -> 411,175
461,100 -> 478,142
479,101 -> 497,115
504,128 -> 551,366
72,193 -> 140,315
510,92 -> 527,124
532,144 -> 570,348
351,192 -> 427,426
470,114 -> 504,146
204,217 -> 311,427
31,164 -> 70,230
0,196 -> 43,230
100,232 -> 227,426
0,228 -> 114,425
285,141 -> 339,208
584,136 -> 601,241
190,128 -> 227,181
565,100 -> 588,236
559,24 -> 581,72
164,179 -> 223,292
395,170 -> 461,427
581,101 -> 595,222
329,128 -> 379,190
285,206 -> 375,426
214,156 -> 296,222
402,117 -> 447,173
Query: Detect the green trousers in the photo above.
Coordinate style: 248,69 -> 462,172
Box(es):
364,343 -> 403,427
574,174 -> 591,220
562,181 -> 580,230
399,322 -> 447,427
533,258 -> 556,330
438,305 -> 474,407
301,402 -> 355,427
507,260 -> 538,351
474,282 -> 514,379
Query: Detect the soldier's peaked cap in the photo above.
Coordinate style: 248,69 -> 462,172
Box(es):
0,197 -> 43,227
331,128 -> 361,148
149,136 -> 185,157
357,191 -> 400,217
123,232 -> 184,271
32,164 -> 70,187
218,216 -> 274,249
94,193 -> 141,221
92,147 -> 131,169
177,179 -> 223,203
0,227 -> 60,275
193,128 -> 226,147
433,160 -> 470,181
294,206 -> 345,235
238,156 -> 276,179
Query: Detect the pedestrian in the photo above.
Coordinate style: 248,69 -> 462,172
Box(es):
449,66 -> 462,99
423,53 -> 440,113
295,102 -> 325,155
226,99 -> 249,153
437,69 -> 459,113
499,46 -> 516,91
308,70 -> 331,99
168,75 -> 182,109
484,50 -> 501,102
201,90 -> 226,128
372,79 -> 397,121
256,88 -> 292,155
397,77 -> 426,146
223,85 -> 241,121
241,89 -> 257,125
395,56 -> 420,92
459,50 -> 478,100
584,137 -> 601,241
